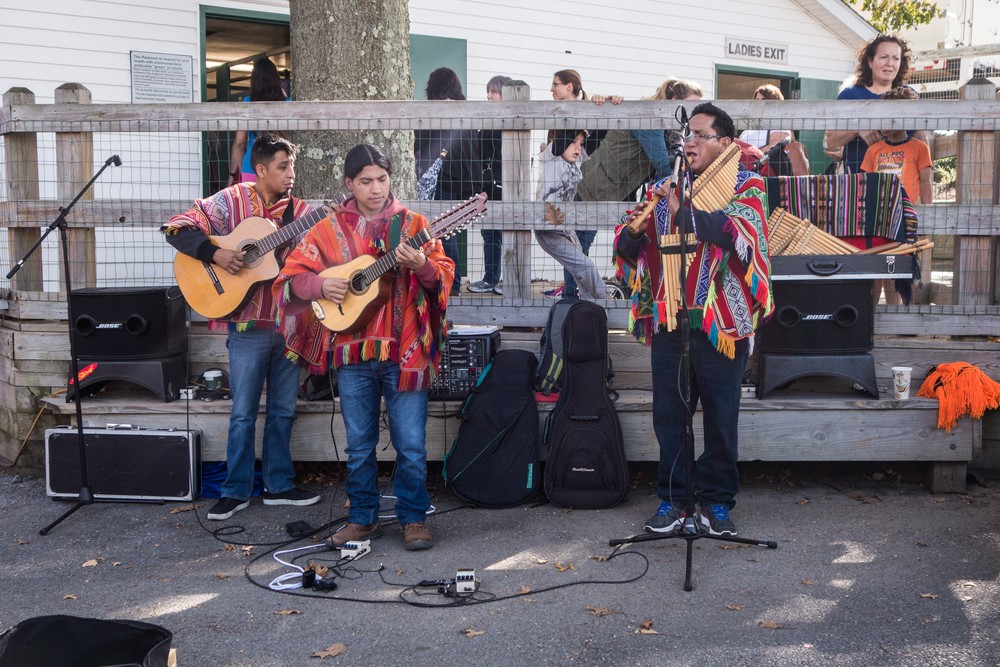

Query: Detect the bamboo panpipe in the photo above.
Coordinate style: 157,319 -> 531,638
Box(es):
658,233 -> 697,332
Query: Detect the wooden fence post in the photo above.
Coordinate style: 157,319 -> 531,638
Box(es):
500,81 -> 533,302
3,87 -> 43,291
55,82 -> 96,289
954,78 -> 996,305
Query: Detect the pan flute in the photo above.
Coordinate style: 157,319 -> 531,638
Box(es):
656,143 -> 742,330
657,233 -> 696,332
767,208 -> 858,256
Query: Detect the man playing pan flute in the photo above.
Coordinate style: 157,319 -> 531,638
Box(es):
616,102 -> 772,537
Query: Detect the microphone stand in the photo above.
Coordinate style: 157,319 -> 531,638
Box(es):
608,148 -> 776,591
6,155 -> 130,535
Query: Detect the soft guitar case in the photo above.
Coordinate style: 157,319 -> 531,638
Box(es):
542,299 -> 628,509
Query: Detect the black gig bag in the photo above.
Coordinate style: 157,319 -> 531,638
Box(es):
443,349 -> 540,507
543,300 -> 628,509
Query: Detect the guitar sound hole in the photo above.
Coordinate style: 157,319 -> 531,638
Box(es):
239,243 -> 260,265
349,272 -> 367,295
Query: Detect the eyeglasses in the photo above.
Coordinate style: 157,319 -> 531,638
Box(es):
684,131 -> 724,142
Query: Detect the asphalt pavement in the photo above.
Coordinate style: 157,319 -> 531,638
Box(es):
2,463 -> 998,667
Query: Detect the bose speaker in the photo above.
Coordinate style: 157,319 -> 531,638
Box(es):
69,286 -> 188,360
759,280 -> 873,354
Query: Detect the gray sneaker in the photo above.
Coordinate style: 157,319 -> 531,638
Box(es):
644,501 -> 683,533
467,280 -> 497,293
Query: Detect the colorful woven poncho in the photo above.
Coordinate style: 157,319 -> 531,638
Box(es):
617,170 -> 773,359
272,197 -> 455,390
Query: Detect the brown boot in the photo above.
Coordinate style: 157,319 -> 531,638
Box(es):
327,522 -> 382,549
402,522 -> 433,551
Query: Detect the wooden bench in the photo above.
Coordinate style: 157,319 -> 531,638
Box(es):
36,326 -> 983,492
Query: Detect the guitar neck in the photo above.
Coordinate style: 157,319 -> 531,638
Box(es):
360,230 -> 432,283
249,207 -> 327,260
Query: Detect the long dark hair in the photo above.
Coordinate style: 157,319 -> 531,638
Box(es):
425,67 -> 465,100
855,35 -> 911,89
249,58 -> 286,102
344,144 -> 393,180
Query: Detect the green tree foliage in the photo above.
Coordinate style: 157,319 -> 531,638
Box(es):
848,0 -> 943,32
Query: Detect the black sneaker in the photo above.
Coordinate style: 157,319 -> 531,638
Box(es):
207,497 -> 249,521
262,487 -> 321,506
644,501 -> 684,533
699,503 -> 737,536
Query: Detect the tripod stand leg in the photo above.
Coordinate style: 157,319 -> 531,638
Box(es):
684,538 -> 695,591
40,486 -> 94,535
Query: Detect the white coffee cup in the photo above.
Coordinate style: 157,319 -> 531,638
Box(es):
203,369 -> 223,391
891,366 -> 912,400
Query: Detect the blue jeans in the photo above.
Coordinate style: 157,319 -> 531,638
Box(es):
481,229 -> 502,285
222,327 -> 300,500
442,235 -> 461,289
336,361 -> 430,525
564,229 -> 597,297
651,328 -> 748,509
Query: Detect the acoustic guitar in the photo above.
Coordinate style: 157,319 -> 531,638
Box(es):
174,202 -> 338,319
311,193 -> 487,334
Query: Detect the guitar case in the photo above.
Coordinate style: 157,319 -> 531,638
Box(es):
543,300 -> 628,509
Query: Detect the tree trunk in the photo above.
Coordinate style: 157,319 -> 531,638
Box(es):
289,0 -> 415,199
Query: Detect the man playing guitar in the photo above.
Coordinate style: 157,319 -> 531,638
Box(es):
162,133 -> 321,521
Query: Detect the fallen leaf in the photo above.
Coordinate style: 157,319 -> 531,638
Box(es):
518,586 -> 532,595
554,562 -> 577,572
275,609 -> 301,616
535,558 -> 548,565
635,620 -> 658,635
759,620 -> 781,629
81,559 -> 99,567
795,498 -> 811,506
585,606 -> 616,617
919,593 -> 940,599
726,604 -> 746,611
460,628 -> 485,638
223,544 -> 237,552
169,504 -> 196,514
932,497 -> 947,504
308,562 -> 329,578
720,544 -> 750,550
562,507 -> 573,513
313,642 -> 347,658
112,562 -> 122,567
215,573 -> 229,580
15,539 -> 28,545
961,595 -> 974,602
800,580 -> 814,586
848,494 -> 880,504
241,546 -> 254,557
396,567 -> 405,577
915,541 -> 929,547
592,555 -> 608,562
63,594 -> 78,600
923,618 -> 939,624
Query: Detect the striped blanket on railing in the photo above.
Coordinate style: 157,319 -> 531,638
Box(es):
764,174 -> 917,244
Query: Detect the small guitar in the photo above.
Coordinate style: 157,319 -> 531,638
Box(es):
174,197 -> 343,319
311,193 -> 487,334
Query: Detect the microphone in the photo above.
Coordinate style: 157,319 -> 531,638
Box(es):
106,155 -> 122,167
752,139 -> 790,172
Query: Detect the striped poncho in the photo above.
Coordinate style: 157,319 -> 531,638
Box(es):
620,170 -> 773,359
272,197 -> 455,391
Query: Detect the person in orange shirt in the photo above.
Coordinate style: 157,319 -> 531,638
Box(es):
860,86 -> 932,304
860,87 -> 933,205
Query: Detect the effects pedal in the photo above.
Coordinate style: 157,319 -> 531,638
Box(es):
340,539 -> 371,561
455,568 -> 477,594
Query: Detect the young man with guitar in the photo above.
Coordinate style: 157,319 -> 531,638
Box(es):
273,144 -> 468,551
162,133 -> 321,521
